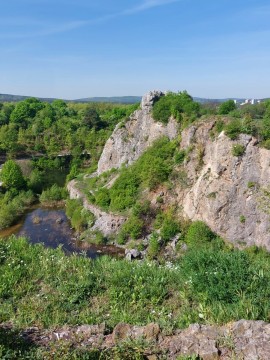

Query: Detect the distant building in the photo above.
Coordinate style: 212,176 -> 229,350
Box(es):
240,99 -> 261,106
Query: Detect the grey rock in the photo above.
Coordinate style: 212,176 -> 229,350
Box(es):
97,90 -> 179,175
177,121 -> 270,250
125,248 -> 141,260
67,180 -> 126,236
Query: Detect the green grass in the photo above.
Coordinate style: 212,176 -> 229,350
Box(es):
1,235 -> 270,336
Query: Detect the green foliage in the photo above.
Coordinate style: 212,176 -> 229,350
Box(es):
66,198 -> 94,232
152,91 -> 200,124
232,144 -> 245,157
2,235 -> 270,334
218,100 -> 236,115
180,249 -> 254,303
240,215 -> 246,223
185,221 -> 216,247
160,215 -> 180,242
118,215 -> 144,242
108,138 -> 176,211
109,169 -> 140,211
225,119 -> 242,140
147,233 -> 160,259
27,168 -> 44,193
39,184 -> 67,204
0,160 -> 25,190
95,188 -> 111,208
175,149 -> 186,164
0,190 -> 35,230
215,119 -> 225,134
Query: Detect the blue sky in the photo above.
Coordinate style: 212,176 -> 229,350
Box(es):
0,0 -> 270,99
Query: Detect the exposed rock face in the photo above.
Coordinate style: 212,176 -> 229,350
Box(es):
97,90 -> 179,175
14,320 -> 270,359
67,180 -> 126,236
177,121 -> 270,249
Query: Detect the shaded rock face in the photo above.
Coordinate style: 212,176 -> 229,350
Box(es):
177,121 -> 270,249
97,90 -> 179,175
67,180 -> 126,236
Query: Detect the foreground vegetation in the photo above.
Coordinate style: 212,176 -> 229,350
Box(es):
1,234 -> 270,357
1,235 -> 270,330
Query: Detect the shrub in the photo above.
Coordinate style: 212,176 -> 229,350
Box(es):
160,216 -> 180,242
218,100 -> 236,115
147,233 -> 160,259
66,198 -> 94,232
39,184 -> 67,204
215,119 -> 225,133
225,119 -> 242,140
175,149 -> 186,164
0,160 -> 26,190
95,188 -> 111,208
240,215 -> 246,223
109,170 -> 140,211
108,137 -> 176,211
120,215 -> 144,240
152,91 -> 200,124
185,221 -> 216,247
232,144 -> 245,157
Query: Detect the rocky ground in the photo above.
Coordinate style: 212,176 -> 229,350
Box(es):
3,320 -> 270,359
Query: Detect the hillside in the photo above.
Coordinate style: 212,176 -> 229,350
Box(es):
1,90 -> 270,359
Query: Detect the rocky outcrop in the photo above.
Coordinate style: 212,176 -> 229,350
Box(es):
175,120 -> 270,249
12,320 -> 270,359
67,180 -> 126,236
97,90 -> 179,175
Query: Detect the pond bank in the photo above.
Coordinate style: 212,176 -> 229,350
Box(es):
0,206 -> 124,259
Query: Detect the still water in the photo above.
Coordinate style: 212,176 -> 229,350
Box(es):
0,207 -> 124,259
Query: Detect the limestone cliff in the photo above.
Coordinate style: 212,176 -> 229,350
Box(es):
173,120 -> 270,250
69,90 -> 270,249
97,90 -> 179,175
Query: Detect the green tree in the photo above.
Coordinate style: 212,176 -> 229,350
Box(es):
82,107 -> 103,130
0,160 -> 25,190
218,100 -> 236,115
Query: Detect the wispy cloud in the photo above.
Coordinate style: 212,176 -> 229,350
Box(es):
121,0 -> 181,15
0,0 -> 181,39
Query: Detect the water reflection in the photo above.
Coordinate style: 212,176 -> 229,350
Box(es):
0,208 -> 124,259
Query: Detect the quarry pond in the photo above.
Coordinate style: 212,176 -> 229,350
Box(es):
0,207 -> 124,259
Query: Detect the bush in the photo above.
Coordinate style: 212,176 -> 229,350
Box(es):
39,184 -> 67,204
152,91 -> 200,124
175,150 -> 186,164
0,160 -> 25,190
225,119 -> 242,140
0,190 -> 35,230
95,188 -> 111,208
119,215 -> 144,241
108,137 -> 176,211
218,100 -> 236,115
147,233 -> 160,259
185,221 -> 216,247
66,198 -> 94,232
232,144 -> 245,157
160,216 -> 180,242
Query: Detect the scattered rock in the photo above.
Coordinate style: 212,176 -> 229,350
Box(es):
125,248 -> 141,261
56,217 -> 63,224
